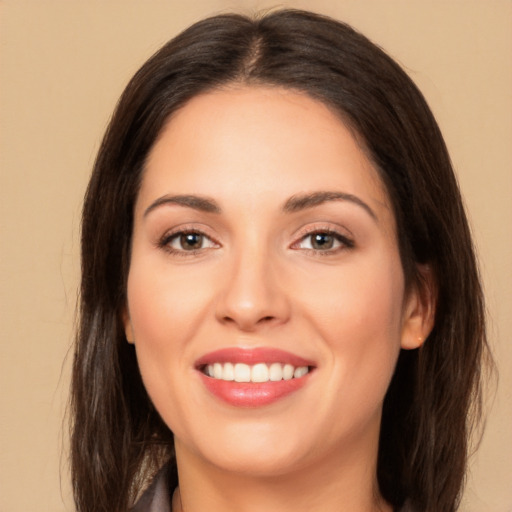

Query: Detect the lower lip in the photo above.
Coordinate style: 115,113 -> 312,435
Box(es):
198,372 -> 310,407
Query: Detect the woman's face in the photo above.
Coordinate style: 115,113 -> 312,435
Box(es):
124,86 -> 426,477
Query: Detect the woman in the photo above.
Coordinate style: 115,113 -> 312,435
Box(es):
70,9 -> 490,512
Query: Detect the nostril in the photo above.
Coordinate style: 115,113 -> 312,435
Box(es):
222,315 -> 275,323
257,315 -> 278,325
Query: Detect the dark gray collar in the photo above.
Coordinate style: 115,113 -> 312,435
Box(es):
130,465 -> 172,512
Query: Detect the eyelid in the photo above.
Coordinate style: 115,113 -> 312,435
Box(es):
157,224 -> 221,255
290,224 -> 355,252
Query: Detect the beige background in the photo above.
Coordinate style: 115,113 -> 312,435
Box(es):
0,1 -> 510,511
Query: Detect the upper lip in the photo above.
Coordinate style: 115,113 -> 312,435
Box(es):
195,347 -> 316,369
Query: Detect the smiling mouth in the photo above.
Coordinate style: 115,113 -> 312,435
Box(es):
202,362 -> 311,383
195,347 -> 315,406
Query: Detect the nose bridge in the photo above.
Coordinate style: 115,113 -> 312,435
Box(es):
216,236 -> 290,330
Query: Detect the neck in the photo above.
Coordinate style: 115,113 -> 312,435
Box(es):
173,440 -> 391,512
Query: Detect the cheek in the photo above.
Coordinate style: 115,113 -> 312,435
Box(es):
125,249 -> 231,427
124,258 -> 207,415
299,254 -> 405,411
126,256 -> 212,348
302,251 -> 404,335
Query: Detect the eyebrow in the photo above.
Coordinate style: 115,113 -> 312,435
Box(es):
143,190 -> 377,221
143,194 -> 221,217
283,191 -> 377,221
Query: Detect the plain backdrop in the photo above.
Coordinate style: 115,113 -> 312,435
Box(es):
0,1 -> 510,511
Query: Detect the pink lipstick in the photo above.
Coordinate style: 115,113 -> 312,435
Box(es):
196,347 -> 315,407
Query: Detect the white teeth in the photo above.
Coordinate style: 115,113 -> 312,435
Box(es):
213,363 -> 223,379
294,366 -> 308,378
283,364 -> 294,380
251,363 -> 269,383
204,362 -> 310,383
223,362 -> 234,381
269,362 -> 283,381
234,363 -> 251,382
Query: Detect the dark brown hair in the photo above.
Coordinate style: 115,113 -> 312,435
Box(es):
71,9 -> 489,512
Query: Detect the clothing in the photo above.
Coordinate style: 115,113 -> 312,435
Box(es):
130,463 -> 416,512
130,464 -> 172,512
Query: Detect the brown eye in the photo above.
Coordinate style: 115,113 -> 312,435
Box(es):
293,230 -> 354,252
161,230 -> 218,254
179,233 -> 204,250
310,233 -> 335,250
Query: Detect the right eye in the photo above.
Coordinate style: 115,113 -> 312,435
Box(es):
161,230 -> 218,255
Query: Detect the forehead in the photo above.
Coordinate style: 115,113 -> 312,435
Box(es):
139,86 -> 391,219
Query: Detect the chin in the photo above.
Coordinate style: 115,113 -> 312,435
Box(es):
205,446 -> 310,478
175,424 -> 316,479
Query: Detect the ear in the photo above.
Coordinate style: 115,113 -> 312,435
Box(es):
122,308 -> 135,344
401,264 -> 436,350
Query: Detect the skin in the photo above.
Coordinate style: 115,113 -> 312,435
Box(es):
124,86 -> 434,512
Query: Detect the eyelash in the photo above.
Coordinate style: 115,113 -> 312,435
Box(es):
291,228 -> 355,255
157,227 -> 355,257
158,228 -> 219,257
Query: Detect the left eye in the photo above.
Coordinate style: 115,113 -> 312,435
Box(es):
295,232 -> 352,251
166,232 -> 217,252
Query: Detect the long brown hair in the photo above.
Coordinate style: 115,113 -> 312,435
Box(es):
71,9 -> 490,512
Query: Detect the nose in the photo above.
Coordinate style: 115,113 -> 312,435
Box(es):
215,248 -> 291,332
